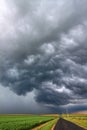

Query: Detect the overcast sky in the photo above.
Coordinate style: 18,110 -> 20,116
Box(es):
0,0 -> 87,114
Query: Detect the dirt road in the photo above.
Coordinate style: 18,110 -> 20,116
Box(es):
54,118 -> 85,130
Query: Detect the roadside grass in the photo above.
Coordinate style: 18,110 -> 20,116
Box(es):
37,118 -> 58,130
0,115 -> 56,130
63,114 -> 87,129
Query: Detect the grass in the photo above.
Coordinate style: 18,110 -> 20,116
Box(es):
63,114 -> 87,129
37,118 -> 58,130
1,114 -> 86,130
0,115 -> 56,130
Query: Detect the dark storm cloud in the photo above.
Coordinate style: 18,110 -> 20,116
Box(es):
0,85 -> 49,114
0,0 -> 87,113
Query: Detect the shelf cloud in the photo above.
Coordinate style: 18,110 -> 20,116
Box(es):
0,0 -> 87,113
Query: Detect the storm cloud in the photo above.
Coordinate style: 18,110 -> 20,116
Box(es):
0,0 -> 87,113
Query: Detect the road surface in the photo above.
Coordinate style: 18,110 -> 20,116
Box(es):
54,118 -> 85,130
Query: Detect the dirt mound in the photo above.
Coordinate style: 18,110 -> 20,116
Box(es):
54,118 -> 85,130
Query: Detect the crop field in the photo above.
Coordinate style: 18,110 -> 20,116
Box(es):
64,114 -> 87,129
37,118 -> 58,130
0,115 -> 57,130
0,114 -> 87,130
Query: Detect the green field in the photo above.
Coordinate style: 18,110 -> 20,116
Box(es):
0,114 -> 87,130
37,118 -> 58,130
0,115 -> 56,130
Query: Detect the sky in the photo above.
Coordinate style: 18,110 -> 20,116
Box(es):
0,0 -> 87,114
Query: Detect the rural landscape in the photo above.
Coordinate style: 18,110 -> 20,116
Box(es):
0,112 -> 87,130
0,0 -> 87,130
